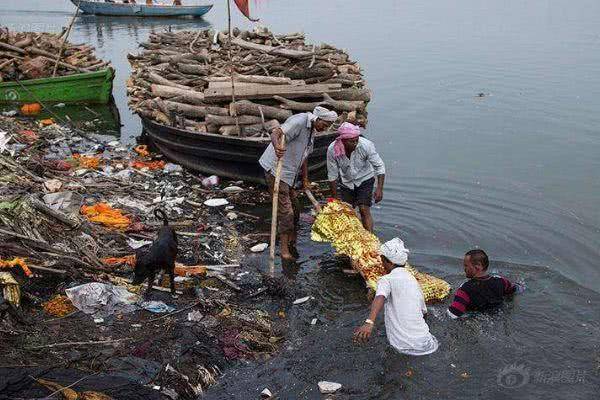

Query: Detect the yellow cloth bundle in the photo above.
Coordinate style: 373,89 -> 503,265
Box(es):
311,199 -> 450,302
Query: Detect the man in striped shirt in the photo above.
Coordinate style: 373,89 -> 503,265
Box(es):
448,249 -> 520,319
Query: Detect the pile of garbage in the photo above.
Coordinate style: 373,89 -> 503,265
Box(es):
311,199 -> 451,302
127,26 -> 371,136
0,113 -> 290,399
0,27 -> 111,82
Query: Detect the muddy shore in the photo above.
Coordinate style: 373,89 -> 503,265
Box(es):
0,113 -> 327,399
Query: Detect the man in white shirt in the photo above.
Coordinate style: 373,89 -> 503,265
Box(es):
327,122 -> 385,232
353,238 -> 439,356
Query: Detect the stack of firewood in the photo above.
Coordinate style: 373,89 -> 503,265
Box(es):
127,26 -> 371,137
0,27 -> 111,82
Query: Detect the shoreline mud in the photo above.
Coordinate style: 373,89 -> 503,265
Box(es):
0,113 -> 327,399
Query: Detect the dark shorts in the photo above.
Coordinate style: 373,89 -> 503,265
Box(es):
339,177 -> 375,207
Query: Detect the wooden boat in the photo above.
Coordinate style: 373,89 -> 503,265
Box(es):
141,118 -> 336,184
71,0 -> 213,18
0,68 -> 114,104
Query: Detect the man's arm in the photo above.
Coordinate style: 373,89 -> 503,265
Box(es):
501,276 -> 518,295
447,287 -> 471,319
270,127 -> 285,159
353,295 -> 385,343
366,142 -> 386,203
301,159 -> 310,189
328,181 -> 338,198
326,146 -> 339,198
374,174 -> 385,203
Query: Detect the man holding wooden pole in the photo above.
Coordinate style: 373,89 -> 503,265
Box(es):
260,106 -> 338,261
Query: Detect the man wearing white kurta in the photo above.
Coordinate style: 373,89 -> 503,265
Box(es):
353,238 -> 439,355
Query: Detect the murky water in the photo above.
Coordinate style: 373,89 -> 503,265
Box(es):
2,0 -> 599,398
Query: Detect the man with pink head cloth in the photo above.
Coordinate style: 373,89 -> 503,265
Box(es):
327,122 -> 386,232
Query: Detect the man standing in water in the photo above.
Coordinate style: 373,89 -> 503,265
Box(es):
447,249 -> 520,318
353,238 -> 439,355
327,122 -> 385,232
259,106 -> 338,261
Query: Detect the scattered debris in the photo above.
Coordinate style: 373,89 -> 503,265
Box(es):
0,113 -> 284,399
292,296 -> 312,305
318,381 -> 342,394
250,243 -> 268,253
204,198 -> 229,207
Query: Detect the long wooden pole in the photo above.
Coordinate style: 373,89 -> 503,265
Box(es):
52,1 -> 80,77
304,189 -> 322,212
269,135 -> 286,274
226,0 -> 240,133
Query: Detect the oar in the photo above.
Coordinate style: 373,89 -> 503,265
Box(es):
269,136 -> 286,275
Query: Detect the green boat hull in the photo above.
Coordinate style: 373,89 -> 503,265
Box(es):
0,68 -> 114,104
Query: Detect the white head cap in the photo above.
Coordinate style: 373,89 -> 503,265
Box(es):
380,237 -> 410,266
312,106 -> 338,122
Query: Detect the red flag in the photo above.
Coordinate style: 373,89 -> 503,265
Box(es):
233,0 -> 259,21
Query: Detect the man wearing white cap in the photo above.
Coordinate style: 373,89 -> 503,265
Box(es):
260,106 -> 338,261
353,238 -> 439,355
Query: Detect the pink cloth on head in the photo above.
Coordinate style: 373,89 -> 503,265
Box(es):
333,122 -> 361,159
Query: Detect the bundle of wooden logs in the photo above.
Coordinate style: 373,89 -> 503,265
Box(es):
127,27 -> 371,137
0,27 -> 110,82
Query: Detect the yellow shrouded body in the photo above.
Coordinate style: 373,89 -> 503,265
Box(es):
311,199 -> 450,302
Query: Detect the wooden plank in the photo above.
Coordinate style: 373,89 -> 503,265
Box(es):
203,83 -> 342,102
231,37 -> 313,59
206,74 -> 297,85
208,80 -> 305,89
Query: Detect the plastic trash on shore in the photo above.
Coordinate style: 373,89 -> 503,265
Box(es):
141,300 -> 175,314
127,238 -> 152,249
0,131 -> 11,155
65,282 -> 140,318
164,163 -> 183,173
222,185 -> 244,194
43,178 -> 63,193
0,271 -> 21,307
201,175 -> 219,187
318,381 -> 342,394
80,202 -> 131,230
311,199 -> 450,302
204,198 -> 229,207
250,243 -> 268,253
43,191 -> 82,214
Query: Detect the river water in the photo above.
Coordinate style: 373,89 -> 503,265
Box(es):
2,0 -> 599,398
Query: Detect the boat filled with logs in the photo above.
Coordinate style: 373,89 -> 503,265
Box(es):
127,27 -> 371,182
0,28 -> 114,104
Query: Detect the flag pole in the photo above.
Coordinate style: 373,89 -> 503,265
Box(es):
226,0 -> 240,133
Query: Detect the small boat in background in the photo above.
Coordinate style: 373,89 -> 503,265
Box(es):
70,0 -> 213,18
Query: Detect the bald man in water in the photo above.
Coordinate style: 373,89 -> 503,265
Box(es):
448,249 -> 522,318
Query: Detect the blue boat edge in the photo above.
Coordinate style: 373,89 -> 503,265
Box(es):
70,0 -> 213,18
